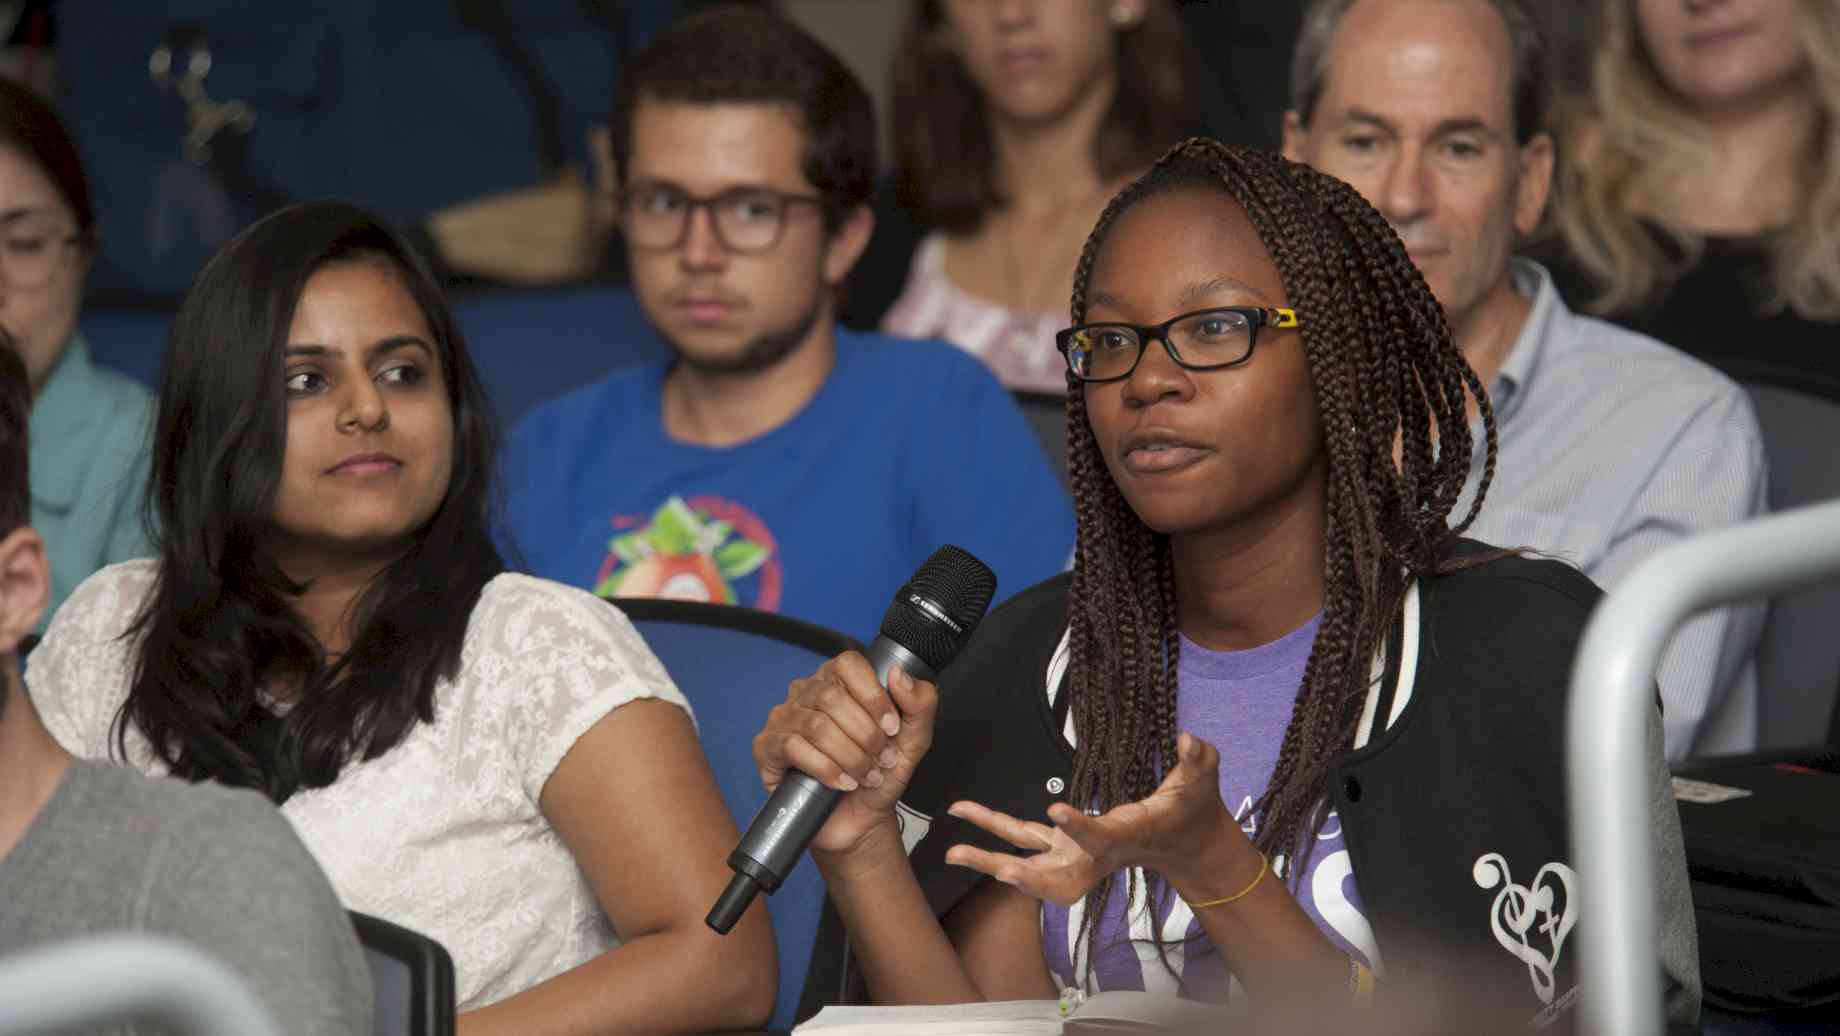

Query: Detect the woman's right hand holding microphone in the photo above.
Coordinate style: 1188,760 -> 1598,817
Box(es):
751,651 -> 940,862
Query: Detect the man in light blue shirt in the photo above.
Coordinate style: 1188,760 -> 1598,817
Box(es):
1282,0 -> 1766,759
29,334 -> 153,632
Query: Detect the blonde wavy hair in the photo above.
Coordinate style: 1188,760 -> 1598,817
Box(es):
1554,0 -> 1840,320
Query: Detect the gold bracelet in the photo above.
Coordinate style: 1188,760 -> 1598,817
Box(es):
1187,855 -> 1268,909
1349,957 -> 1376,1001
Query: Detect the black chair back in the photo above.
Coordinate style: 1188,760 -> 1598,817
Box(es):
1740,381 -> 1840,747
348,911 -> 455,1036
1011,390 -> 1069,492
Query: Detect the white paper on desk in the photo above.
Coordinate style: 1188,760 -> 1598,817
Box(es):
1671,776 -> 1754,805
793,999 -> 1061,1036
794,991 -> 1231,1035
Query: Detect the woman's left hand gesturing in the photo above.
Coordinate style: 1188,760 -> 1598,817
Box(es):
943,732 -> 1246,906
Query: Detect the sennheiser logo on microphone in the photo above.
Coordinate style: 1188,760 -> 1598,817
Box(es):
907,593 -> 963,634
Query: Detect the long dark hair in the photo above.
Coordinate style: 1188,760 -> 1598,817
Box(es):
0,79 -> 95,243
117,200 -> 504,803
0,331 -> 27,539
0,333 -> 19,723
1062,140 -> 1496,980
892,0 -> 1199,234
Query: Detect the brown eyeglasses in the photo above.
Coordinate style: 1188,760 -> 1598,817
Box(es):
617,181 -> 824,254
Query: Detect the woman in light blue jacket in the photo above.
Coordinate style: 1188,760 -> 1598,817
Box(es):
0,79 -> 152,630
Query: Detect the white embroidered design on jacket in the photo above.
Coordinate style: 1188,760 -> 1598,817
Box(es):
1472,852 -> 1578,1005
894,801 -> 933,855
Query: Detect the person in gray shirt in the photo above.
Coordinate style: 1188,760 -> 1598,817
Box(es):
0,341 -> 372,1036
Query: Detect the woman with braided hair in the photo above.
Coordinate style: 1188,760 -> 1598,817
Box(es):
753,138 -> 1697,1024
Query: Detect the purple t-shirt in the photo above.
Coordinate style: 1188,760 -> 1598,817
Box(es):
1041,615 -> 1376,996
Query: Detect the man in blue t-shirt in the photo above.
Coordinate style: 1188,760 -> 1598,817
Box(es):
502,7 -> 1073,643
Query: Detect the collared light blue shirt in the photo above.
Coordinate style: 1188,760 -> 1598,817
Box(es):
1455,261 -> 1768,759
30,334 -> 155,632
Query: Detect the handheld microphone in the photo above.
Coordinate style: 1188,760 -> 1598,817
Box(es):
706,545 -> 997,934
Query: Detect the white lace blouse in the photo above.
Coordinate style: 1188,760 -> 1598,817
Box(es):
26,561 -> 692,1012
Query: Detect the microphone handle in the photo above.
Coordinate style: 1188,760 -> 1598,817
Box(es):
707,638 -> 937,933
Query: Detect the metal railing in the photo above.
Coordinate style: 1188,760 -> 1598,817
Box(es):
1568,497 -> 1840,1035
0,934 -> 280,1036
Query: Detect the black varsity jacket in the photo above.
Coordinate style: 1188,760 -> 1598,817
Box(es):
893,541 -> 1699,1029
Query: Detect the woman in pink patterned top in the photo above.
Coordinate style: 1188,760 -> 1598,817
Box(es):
881,0 -> 1199,394
883,236 -> 1073,393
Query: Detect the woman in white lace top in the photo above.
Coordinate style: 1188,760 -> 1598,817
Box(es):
23,201 -> 775,1033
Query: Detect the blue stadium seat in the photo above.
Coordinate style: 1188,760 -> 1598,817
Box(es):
80,283 -> 666,425
453,285 -> 666,425
80,309 -> 170,390
606,597 -> 859,1031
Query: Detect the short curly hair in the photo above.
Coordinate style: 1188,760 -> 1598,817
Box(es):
610,4 -> 878,234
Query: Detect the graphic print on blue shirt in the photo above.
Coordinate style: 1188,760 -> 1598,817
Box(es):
593,495 -> 782,609
1041,614 -> 1376,996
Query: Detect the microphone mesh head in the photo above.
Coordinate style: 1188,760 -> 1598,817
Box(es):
878,545 -> 998,672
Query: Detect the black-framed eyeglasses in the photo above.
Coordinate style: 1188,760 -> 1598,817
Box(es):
1054,306 -> 1301,383
617,181 -> 825,255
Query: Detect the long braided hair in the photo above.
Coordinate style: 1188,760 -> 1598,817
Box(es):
1061,139 -> 1497,980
